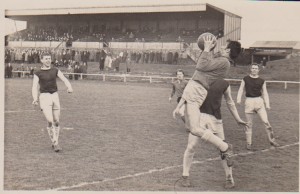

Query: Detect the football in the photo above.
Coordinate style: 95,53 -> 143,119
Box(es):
197,32 -> 217,51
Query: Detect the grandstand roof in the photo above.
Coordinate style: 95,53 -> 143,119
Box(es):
250,41 -> 300,49
5,3 -> 241,18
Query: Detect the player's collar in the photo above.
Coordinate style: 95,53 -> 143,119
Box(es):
249,74 -> 259,78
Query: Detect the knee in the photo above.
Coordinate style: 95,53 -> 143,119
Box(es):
185,144 -> 195,154
265,126 -> 273,132
53,120 -> 59,127
247,122 -> 253,128
47,122 -> 53,127
263,122 -> 271,128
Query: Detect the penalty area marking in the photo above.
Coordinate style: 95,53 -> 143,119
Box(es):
52,141 -> 299,191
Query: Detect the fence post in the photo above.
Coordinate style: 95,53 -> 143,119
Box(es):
284,82 -> 287,90
103,74 -> 105,81
124,75 -> 126,82
150,76 -> 152,83
80,73 -> 83,80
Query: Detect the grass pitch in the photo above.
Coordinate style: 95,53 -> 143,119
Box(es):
4,78 -> 299,191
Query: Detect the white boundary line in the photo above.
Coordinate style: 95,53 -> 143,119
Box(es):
52,141 -> 299,191
4,103 -> 164,114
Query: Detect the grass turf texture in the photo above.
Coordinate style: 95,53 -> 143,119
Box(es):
4,78 -> 299,191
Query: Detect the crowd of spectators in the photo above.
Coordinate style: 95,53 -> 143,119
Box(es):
4,62 -> 36,79
5,47 -> 183,79
7,23 -> 223,43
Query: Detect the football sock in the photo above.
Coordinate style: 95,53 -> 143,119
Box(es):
245,131 -> 252,145
266,127 -> 275,142
221,159 -> 232,180
47,126 -> 55,144
53,126 -> 60,145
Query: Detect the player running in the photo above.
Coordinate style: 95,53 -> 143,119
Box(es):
32,52 -> 73,152
169,69 -> 188,123
236,63 -> 280,150
180,79 -> 247,189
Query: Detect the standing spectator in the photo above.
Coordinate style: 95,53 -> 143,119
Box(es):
67,63 -> 73,80
25,50 -> 29,64
114,55 -> 121,72
30,66 -> 34,78
162,50 -> 168,64
173,51 -> 179,65
104,53 -> 113,71
80,62 -> 88,79
81,51 -> 89,65
126,52 -> 132,73
167,51 -> 173,64
131,51 -> 136,64
7,63 -> 13,78
74,51 -> 81,64
136,51 -> 142,64
25,65 -> 30,78
149,51 -> 154,64
33,50 -> 39,64
99,49 -> 107,71
74,64 -> 80,80
261,57 -> 267,69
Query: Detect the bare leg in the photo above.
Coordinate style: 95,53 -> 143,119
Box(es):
182,133 -> 200,177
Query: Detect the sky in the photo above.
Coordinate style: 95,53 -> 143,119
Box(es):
1,0 -> 300,48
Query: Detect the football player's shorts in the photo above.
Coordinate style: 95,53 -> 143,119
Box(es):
200,113 -> 224,140
39,92 -> 60,111
182,80 -> 207,107
245,97 -> 265,114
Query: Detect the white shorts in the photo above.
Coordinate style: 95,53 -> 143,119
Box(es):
200,113 -> 225,140
182,80 -> 207,107
39,92 -> 60,111
245,97 -> 265,114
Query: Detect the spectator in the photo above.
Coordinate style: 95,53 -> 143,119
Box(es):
261,57 -> 267,69
173,51 -> 179,65
104,53 -> 113,71
7,63 -> 13,78
74,64 -> 80,80
99,49 -> 107,71
80,62 -> 87,79
29,66 -> 34,78
114,55 -> 121,72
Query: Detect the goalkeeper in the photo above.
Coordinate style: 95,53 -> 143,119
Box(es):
173,35 -> 242,165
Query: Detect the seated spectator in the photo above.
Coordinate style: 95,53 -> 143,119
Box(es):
129,32 -> 135,39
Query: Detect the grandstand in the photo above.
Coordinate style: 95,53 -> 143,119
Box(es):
5,3 -> 241,62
